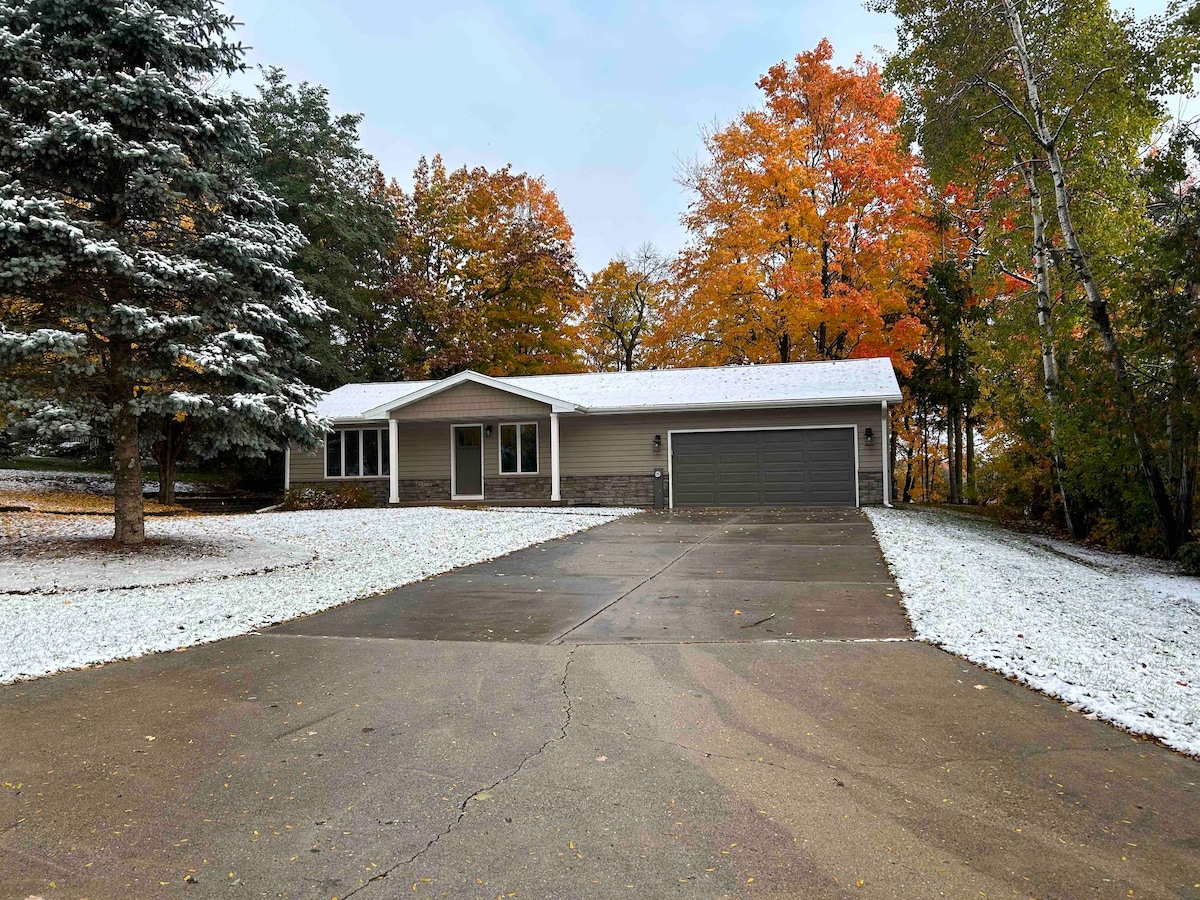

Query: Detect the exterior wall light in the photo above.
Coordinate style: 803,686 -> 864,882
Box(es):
485,425 -> 493,438
652,434 -> 662,452
864,427 -> 874,444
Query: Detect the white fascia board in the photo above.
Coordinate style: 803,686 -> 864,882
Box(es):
328,416 -> 391,427
358,370 -> 577,419
570,395 -> 902,416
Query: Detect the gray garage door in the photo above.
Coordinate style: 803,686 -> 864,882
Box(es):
671,428 -> 855,507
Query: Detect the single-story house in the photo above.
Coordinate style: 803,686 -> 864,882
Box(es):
287,357 -> 901,508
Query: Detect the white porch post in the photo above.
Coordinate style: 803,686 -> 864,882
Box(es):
881,400 -> 891,507
388,418 -> 400,504
284,446 -> 291,491
550,412 -> 561,502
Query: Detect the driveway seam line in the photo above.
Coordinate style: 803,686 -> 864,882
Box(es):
546,512 -> 749,645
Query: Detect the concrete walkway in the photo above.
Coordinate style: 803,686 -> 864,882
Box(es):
2,510 -> 1197,900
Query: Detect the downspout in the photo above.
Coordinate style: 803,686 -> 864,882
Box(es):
881,400 -> 893,508
284,446 -> 291,492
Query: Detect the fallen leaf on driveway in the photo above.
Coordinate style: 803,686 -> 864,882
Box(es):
733,609 -> 742,615
973,685 -> 987,691
595,755 -> 607,762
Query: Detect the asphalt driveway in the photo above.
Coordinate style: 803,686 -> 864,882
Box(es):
270,508 -> 911,644
2,509 -> 1198,900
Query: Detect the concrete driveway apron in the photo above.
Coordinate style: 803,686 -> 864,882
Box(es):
269,508 -> 911,644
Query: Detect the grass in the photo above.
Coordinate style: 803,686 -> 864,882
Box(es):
0,456 -> 109,473
0,488 -> 191,516
0,456 -> 228,485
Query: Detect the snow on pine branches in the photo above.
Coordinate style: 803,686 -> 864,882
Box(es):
0,0 -> 329,543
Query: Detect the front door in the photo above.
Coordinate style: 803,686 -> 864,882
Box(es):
452,425 -> 484,498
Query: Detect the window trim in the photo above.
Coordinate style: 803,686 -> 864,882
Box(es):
498,421 -> 540,475
325,426 -> 390,479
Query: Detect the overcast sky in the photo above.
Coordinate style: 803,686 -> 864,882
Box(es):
225,0 -> 1178,274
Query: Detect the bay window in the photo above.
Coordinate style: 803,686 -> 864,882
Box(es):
326,427 -> 391,478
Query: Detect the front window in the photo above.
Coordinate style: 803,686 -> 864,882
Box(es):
344,429 -> 360,477
326,427 -> 390,478
362,429 -> 379,476
326,430 -> 342,477
500,422 -> 539,474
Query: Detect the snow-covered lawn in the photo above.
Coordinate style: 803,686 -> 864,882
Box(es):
0,505 -> 636,684
866,507 -> 1200,756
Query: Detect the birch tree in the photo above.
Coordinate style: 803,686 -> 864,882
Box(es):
880,0 -> 1197,551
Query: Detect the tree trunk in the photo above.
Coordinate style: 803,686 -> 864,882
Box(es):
947,405 -> 960,504
956,405 -> 965,503
965,412 -> 976,501
902,411 -> 914,503
112,402 -> 145,545
1019,161 -> 1082,537
109,338 -> 144,545
1002,0 -> 1180,551
921,412 -> 930,499
152,418 -> 187,506
157,455 -> 177,506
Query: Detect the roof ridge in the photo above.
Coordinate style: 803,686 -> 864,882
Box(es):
497,357 -> 891,381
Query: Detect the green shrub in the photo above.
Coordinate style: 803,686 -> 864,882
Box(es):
1176,542 -> 1200,576
281,484 -> 376,511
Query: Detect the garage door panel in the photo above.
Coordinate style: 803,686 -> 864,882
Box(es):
673,428 -> 855,507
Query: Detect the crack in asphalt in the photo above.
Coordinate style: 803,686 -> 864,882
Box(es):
343,648 -> 577,898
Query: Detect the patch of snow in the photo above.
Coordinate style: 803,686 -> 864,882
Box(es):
866,507 -> 1200,756
0,468 -> 202,496
0,517 -> 315,594
0,505 -> 637,683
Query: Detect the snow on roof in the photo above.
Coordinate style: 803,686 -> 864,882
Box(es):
317,380 -> 437,419
317,358 -> 901,421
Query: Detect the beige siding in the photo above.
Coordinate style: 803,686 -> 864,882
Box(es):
559,405 -> 884,476
290,444 -> 325,482
397,421 -> 450,478
293,404 -> 885,486
393,381 -> 551,421
399,420 -> 551,479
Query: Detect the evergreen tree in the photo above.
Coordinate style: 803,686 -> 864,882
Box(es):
248,67 -> 396,388
0,0 -> 327,544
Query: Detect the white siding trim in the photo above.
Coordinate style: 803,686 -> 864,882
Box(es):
666,424 -> 861,510
550,413 -> 561,502
388,419 -> 400,504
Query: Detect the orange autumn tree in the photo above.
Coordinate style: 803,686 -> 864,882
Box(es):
378,156 -> 584,379
662,40 -> 930,366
